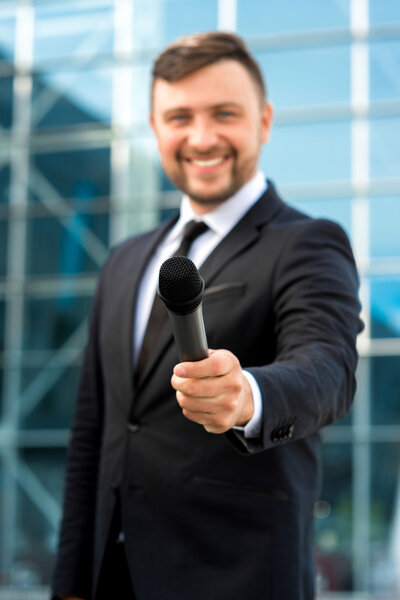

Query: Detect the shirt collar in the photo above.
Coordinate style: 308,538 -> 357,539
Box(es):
172,171 -> 267,241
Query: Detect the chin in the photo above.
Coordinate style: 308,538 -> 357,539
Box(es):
187,190 -> 231,206
186,181 -> 241,206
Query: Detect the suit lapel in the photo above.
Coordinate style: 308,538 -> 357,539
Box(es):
116,213 -> 179,399
200,182 -> 283,284
135,183 -> 284,393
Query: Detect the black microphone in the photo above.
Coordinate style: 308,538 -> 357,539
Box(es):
158,256 -> 208,362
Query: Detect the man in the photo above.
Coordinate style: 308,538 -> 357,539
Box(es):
52,32 -> 363,600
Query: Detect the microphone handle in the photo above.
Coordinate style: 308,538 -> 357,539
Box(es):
166,303 -> 208,362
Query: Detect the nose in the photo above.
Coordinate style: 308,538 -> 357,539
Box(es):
187,116 -> 219,152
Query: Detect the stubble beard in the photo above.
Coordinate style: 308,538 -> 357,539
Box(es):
165,150 -> 257,208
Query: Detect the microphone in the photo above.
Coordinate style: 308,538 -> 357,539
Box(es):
158,256 -> 208,362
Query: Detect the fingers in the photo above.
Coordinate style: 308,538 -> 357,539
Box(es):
173,349 -> 233,379
176,388 -> 240,418
181,402 -> 238,433
173,371 -> 242,401
171,349 -> 251,434
181,408 -> 234,435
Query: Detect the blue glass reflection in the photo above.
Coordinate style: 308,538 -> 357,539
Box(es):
32,68 -> 113,129
132,0 -> 218,50
371,277 -> 400,338
370,41 -> 400,102
0,299 -> 4,355
0,14 -> 15,61
370,197 -> 400,258
370,0 -> 400,24
238,0 -> 349,35
262,121 -> 351,184
34,2 -> 114,64
370,118 -> 400,179
256,46 -> 350,108
0,77 -> 13,128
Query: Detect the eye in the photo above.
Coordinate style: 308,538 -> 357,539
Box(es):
217,110 -> 236,120
169,114 -> 189,123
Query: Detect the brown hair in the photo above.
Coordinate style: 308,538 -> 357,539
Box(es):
151,31 -> 266,104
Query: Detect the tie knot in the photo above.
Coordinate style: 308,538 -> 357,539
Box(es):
175,220 -> 209,257
182,220 -> 209,243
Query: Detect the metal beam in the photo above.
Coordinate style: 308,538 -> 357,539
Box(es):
1,0 -> 34,575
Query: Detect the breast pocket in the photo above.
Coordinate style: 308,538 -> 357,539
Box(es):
201,281 -> 250,356
203,281 -> 246,303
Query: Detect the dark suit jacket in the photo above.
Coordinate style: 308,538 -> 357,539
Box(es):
52,182 -> 362,600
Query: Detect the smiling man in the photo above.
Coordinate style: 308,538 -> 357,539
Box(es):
150,58 -> 273,209
52,32 -> 363,600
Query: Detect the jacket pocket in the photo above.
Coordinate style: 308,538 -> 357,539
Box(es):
192,475 -> 289,502
203,282 -> 246,301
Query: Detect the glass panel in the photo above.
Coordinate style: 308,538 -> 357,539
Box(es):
370,0 -> 400,25
370,276 -> 400,338
13,448 -> 68,585
0,299 -> 4,417
23,294 -> 93,352
0,300 -> 4,351
370,118 -> 400,179
31,67 -> 113,129
237,0 -> 349,35
370,196 -> 400,259
131,63 -> 153,127
20,366 -> 81,430
0,367 -> 3,418
0,76 -> 13,128
25,212 -> 109,276
0,220 -> 7,277
290,197 -> 352,240
370,41 -> 400,102
371,356 -> 400,426
0,12 -> 15,62
0,163 -> 10,204
315,443 -> 353,592
30,147 -> 110,203
123,135 -> 165,233
369,442 -> 400,595
262,121 -> 351,184
33,0 -> 114,65
162,0 -> 218,46
132,0 -> 218,50
256,46 -> 350,109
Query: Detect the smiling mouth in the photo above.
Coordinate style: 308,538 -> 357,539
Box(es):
184,155 -> 229,168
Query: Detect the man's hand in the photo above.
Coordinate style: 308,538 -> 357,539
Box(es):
171,349 -> 254,434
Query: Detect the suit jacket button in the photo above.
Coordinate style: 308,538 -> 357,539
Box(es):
127,422 -> 140,433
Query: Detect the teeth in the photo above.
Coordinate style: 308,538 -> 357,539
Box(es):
191,157 -> 224,167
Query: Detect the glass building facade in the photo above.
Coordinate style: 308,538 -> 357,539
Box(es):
0,0 -> 399,597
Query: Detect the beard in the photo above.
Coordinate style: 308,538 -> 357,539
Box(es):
174,174 -> 241,207
163,149 -> 258,208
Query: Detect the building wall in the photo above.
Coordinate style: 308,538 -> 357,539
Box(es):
0,0 -> 399,596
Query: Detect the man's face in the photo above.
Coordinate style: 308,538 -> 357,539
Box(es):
150,60 -> 273,214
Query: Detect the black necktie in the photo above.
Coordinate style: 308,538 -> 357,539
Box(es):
136,220 -> 208,380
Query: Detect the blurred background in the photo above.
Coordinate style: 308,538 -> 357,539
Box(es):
0,0 -> 399,598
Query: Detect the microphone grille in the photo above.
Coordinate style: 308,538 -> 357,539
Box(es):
158,256 -> 204,314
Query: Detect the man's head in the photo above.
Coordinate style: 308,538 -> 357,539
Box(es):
151,32 -> 267,107
150,32 -> 273,214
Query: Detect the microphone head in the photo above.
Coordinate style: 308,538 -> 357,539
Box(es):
158,256 -> 205,315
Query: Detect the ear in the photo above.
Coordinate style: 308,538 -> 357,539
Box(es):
149,112 -> 156,132
261,101 -> 274,144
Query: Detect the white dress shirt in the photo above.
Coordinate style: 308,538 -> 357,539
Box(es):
133,171 -> 267,438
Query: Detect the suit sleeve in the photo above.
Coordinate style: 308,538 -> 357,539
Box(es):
228,218 -> 363,454
51,275 -> 105,599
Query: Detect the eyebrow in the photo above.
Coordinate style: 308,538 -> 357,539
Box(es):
162,102 -> 243,118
